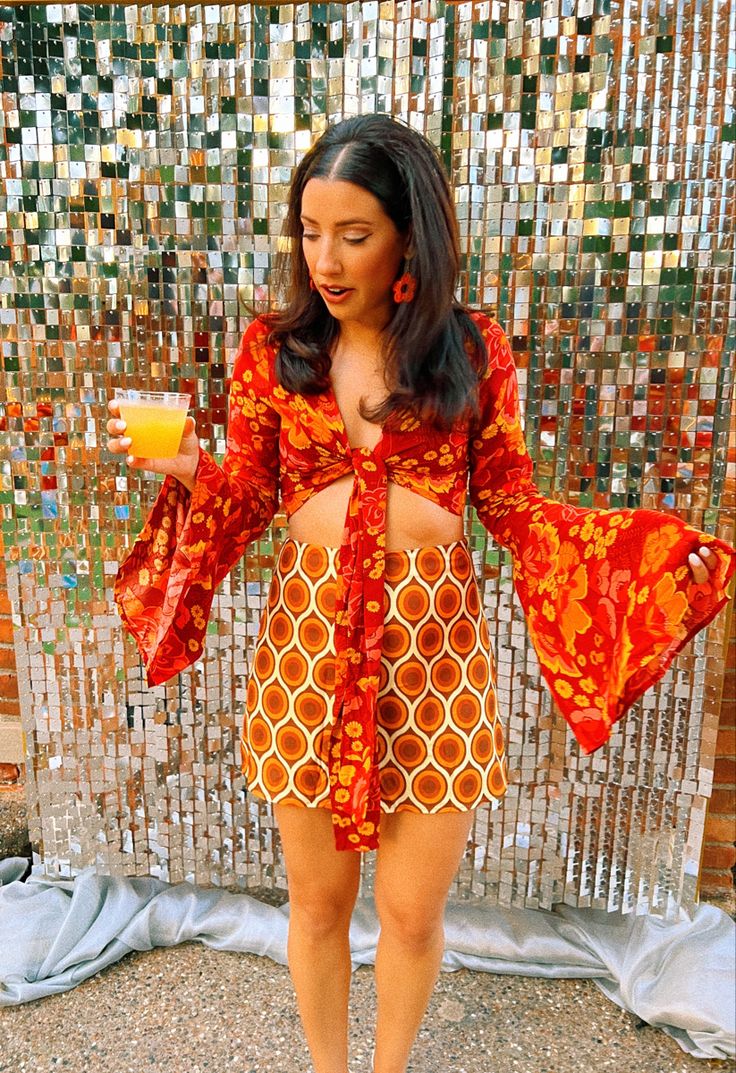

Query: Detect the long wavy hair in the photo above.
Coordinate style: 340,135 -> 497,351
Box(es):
265,114 -> 487,429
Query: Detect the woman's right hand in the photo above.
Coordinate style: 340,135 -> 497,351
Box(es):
106,398 -> 201,493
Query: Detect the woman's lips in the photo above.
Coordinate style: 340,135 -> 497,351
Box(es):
320,286 -> 353,304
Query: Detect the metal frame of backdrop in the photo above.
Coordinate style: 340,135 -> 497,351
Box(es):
1,1 -> 734,919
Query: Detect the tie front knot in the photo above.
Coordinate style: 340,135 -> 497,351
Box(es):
351,446 -> 386,484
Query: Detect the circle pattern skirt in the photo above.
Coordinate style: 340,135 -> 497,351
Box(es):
240,538 -> 509,813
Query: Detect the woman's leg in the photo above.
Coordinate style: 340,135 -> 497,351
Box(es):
372,809 -> 475,1073
274,803 -> 362,1073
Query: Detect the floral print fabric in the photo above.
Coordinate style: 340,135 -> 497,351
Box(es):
114,313 -> 736,851
467,326 -> 735,754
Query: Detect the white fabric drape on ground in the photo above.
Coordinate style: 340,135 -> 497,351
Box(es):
0,857 -> 733,1060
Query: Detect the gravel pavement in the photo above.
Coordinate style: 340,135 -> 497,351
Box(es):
1,784 -> 734,1073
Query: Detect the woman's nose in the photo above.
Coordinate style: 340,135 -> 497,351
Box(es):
314,238 -> 342,277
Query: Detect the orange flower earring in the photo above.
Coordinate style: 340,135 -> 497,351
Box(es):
393,268 -> 416,303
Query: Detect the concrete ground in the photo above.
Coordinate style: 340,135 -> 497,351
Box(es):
1,783 -> 734,1073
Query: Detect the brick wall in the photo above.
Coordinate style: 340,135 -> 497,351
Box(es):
702,614 -> 736,891
0,562 -> 734,891
0,556 -> 23,783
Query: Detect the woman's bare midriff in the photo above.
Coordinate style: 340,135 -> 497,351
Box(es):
287,476 -> 465,550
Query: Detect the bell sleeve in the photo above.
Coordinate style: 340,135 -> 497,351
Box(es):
468,317 -> 736,754
114,318 -> 281,687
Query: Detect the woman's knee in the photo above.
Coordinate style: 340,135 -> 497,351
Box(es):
374,892 -> 446,950
289,881 -> 358,940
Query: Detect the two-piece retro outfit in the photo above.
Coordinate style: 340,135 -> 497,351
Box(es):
115,312 -> 736,852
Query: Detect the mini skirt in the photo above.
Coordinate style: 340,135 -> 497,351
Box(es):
240,537 -> 509,813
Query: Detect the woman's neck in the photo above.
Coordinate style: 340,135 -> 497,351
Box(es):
332,309 -> 396,354
332,315 -> 390,356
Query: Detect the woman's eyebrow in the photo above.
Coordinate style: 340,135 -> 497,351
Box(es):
300,214 -> 373,227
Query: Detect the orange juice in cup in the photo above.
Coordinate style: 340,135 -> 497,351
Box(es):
114,389 -> 191,459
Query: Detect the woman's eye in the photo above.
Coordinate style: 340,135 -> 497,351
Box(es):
301,233 -> 368,244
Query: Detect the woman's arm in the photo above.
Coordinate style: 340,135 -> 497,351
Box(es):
114,319 -> 281,686
468,316 -> 736,753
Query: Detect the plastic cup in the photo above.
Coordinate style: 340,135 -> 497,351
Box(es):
113,389 -> 191,459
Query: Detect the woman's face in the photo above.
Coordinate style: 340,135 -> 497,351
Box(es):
299,177 -> 410,335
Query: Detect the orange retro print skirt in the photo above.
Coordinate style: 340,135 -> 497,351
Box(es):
240,538 -> 509,813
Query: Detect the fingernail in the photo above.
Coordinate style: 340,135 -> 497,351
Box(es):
127,455 -> 134,464
699,546 -> 711,556
118,421 -> 126,431
120,437 -> 131,447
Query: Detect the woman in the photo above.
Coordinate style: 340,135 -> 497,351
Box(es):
108,115 -> 734,1073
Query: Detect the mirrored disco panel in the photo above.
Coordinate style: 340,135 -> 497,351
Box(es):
1,1 -> 733,918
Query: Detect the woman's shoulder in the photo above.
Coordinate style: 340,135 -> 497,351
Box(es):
465,308 -> 508,343
463,309 -> 514,373
232,316 -> 278,392
240,314 -> 278,348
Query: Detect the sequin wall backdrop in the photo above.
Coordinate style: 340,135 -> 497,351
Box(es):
1,2 -> 733,917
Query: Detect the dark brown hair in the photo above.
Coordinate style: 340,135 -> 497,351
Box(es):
265,114 -> 487,429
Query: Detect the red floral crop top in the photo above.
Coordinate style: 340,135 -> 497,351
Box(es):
114,312 -> 736,852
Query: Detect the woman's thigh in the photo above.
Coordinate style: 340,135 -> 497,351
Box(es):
374,809 -> 475,932
274,803 -> 362,925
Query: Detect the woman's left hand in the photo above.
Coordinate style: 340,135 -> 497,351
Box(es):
688,545 -> 718,585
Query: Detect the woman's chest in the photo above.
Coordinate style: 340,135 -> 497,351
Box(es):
327,358 -> 390,452
272,372 -> 470,482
